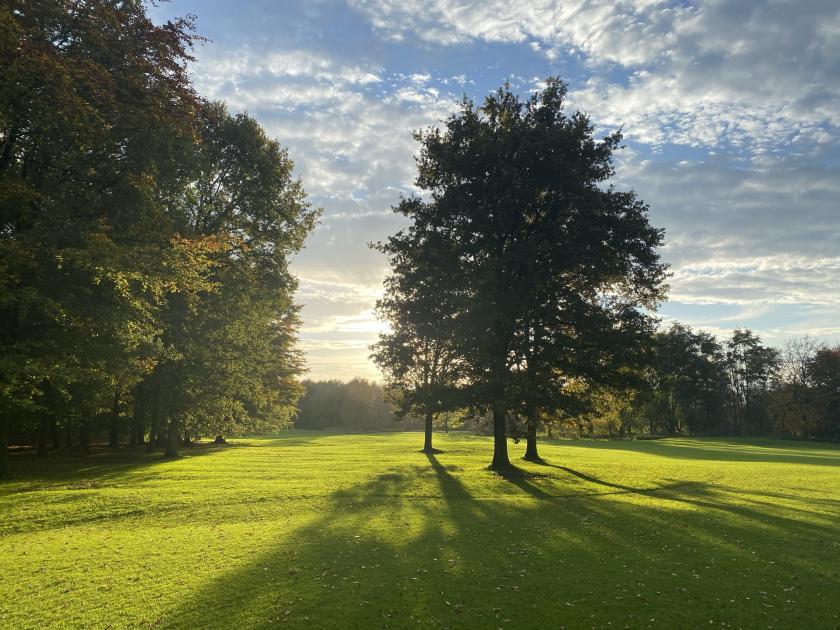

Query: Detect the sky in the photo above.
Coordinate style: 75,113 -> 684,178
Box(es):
151,0 -> 840,381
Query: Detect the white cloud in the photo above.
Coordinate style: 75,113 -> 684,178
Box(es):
349,0 -> 840,152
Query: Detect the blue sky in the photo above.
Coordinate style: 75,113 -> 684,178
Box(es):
152,0 -> 840,380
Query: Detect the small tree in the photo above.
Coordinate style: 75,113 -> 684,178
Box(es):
372,226 -> 462,452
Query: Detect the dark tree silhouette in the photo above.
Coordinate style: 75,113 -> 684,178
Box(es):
371,227 -> 463,453
379,78 -> 667,468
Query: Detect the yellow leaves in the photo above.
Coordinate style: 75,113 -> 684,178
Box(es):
163,233 -> 233,295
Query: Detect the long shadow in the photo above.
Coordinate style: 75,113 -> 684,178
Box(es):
424,453 -> 471,499
2,443 -> 230,488
156,449 -> 840,629
487,464 -> 555,499
535,458 -> 840,536
543,462 -> 696,495
15,434 -> 835,627
2,431 -> 335,489
544,436 -> 840,466
1,433 -> 341,536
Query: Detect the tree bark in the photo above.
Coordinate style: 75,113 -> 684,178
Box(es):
36,413 -> 49,457
50,416 -> 61,450
0,412 -> 8,478
164,417 -> 180,457
79,420 -> 90,454
490,404 -> 511,469
131,387 -> 146,447
130,418 -> 144,447
108,390 -> 120,450
523,408 -> 540,462
422,411 -> 434,452
147,413 -> 159,451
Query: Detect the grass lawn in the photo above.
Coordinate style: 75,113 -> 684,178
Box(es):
2,432 -> 840,629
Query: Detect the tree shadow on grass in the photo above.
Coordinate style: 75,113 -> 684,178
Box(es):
158,450 -> 840,629
545,437 -> 840,466
2,431 -> 336,489
2,443 -> 229,488
485,463 -> 554,499
1,434 -> 339,535
534,456 -> 840,534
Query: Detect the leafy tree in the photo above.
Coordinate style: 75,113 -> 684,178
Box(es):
769,337 -> 822,437
386,79 -> 666,467
0,0 -> 201,472
0,2 -> 315,470
296,380 -> 345,430
725,329 -> 779,435
372,226 -> 463,452
809,347 -> 840,438
295,379 -> 405,432
146,101 -> 317,456
640,323 -> 728,435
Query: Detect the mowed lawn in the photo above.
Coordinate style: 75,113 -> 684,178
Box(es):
2,433 -> 840,629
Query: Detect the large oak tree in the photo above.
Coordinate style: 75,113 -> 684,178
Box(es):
379,79 -> 667,468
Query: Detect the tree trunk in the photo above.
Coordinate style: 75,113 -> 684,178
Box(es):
0,412 -> 8,478
108,390 -> 120,450
135,389 -> 146,446
490,404 -> 511,469
164,417 -> 180,457
65,418 -> 73,449
36,413 -> 49,457
79,421 -> 90,454
523,409 -> 540,462
147,413 -> 159,451
422,411 -> 434,452
50,416 -> 61,450
130,418 -> 144,447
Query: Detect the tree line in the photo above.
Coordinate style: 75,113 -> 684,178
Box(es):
617,325 -> 839,439
0,1 -> 317,476
4,3 -> 836,478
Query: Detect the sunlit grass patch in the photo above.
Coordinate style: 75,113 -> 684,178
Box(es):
2,433 -> 839,628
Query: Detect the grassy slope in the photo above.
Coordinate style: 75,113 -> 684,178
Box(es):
1,433 -> 839,629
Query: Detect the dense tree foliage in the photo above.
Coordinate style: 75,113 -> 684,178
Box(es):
546,326 -> 838,441
375,79 -> 667,466
0,0 -> 315,474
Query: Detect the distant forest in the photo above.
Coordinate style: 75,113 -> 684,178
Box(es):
297,326 -> 839,441
295,378 -> 421,432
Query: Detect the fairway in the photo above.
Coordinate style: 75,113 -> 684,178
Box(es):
2,433 -> 840,629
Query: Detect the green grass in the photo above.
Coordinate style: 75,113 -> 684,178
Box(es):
2,432 -> 840,629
